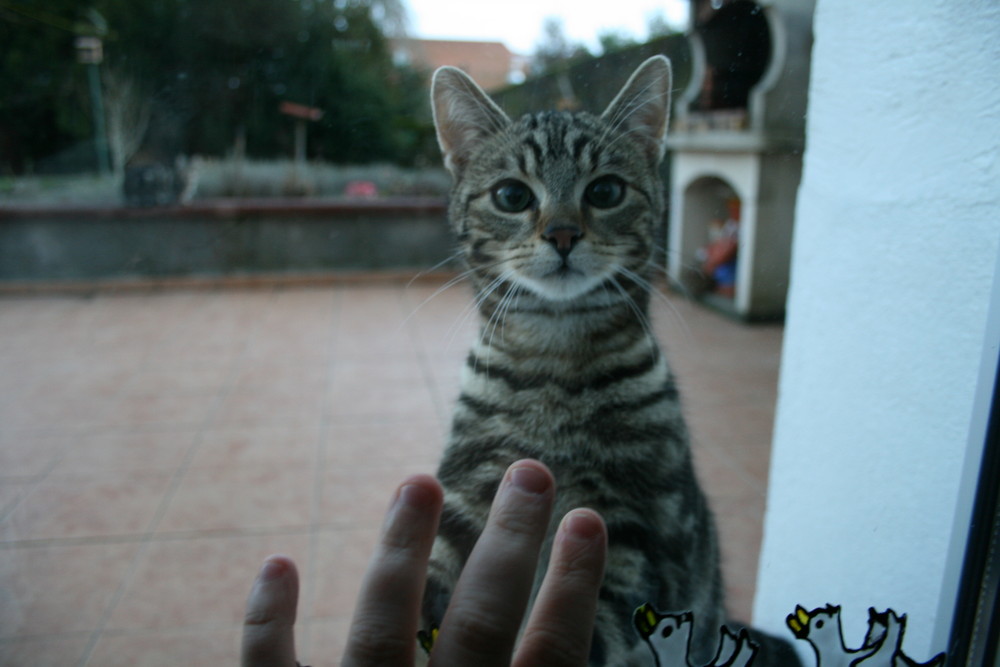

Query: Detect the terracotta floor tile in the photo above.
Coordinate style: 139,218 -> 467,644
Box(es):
714,497 -> 767,623
230,358 -> 330,394
0,432 -> 69,480
317,466 -> 433,530
123,362 -> 233,397
0,541 -> 138,637
721,444 -> 774,490
211,390 -> 325,428
307,528 -> 381,619
191,426 -> 321,469
331,359 -> 427,385
417,314 -> 481,355
325,420 -> 444,469
16,358 -> 136,404
0,635 -> 92,666
244,327 -> 334,362
0,482 -> 29,520
0,471 -> 174,542
107,533 -> 310,632
333,329 -> 418,361
156,464 -> 315,534
299,617 -> 352,667
327,380 -> 438,424
51,430 -> 199,475
104,394 -> 218,429
144,340 -> 246,369
692,443 -> 763,500
0,394 -> 117,431
86,626 -> 242,666
0,280 -> 784,653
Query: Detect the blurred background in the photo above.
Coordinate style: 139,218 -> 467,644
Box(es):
0,0 -> 688,202
3,1 -> 998,665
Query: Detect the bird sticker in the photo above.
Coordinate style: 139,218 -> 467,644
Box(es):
419,603 -> 946,666
785,604 -> 945,667
633,603 -> 758,667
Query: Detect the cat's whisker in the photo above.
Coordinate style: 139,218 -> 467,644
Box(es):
607,273 -> 659,357
617,265 -> 693,345
434,259 -> 517,353
483,281 -> 519,370
397,255 -> 473,335
470,269 -> 517,374
405,249 -> 464,289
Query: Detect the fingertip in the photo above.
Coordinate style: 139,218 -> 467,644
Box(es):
505,459 -> 555,496
397,474 -> 443,510
560,509 -> 606,544
508,458 -> 554,478
258,554 -> 297,582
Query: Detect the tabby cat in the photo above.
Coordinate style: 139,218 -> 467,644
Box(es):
422,56 -> 798,667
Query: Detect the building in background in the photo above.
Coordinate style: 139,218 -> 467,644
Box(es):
392,38 -> 528,90
666,0 -> 816,321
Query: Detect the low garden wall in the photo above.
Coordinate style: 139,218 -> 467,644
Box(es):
0,198 -> 454,288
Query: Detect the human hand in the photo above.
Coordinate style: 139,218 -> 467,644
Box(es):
241,459 -> 607,666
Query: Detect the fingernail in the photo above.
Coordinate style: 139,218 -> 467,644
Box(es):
399,480 -> 436,509
510,465 -> 549,495
259,557 -> 288,582
563,509 -> 605,542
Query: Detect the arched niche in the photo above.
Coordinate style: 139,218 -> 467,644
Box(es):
679,175 -> 743,300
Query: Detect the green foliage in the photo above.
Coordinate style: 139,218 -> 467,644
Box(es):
494,34 -> 692,122
597,30 -> 637,55
0,0 -> 92,172
0,0 -> 431,174
531,17 -> 592,76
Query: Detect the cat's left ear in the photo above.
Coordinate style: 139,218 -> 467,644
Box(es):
601,55 -> 672,164
431,66 -> 511,174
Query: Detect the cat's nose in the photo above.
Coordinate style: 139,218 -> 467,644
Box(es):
542,225 -> 583,259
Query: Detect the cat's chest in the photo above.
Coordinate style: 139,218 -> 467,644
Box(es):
454,348 -> 671,444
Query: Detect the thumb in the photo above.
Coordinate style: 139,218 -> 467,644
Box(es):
241,554 -> 300,667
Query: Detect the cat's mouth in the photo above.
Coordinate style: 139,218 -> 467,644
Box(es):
514,261 -> 606,302
549,263 -> 582,278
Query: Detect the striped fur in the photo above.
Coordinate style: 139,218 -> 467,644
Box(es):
423,57 -> 726,666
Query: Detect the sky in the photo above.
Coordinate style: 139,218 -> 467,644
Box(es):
401,0 -> 689,54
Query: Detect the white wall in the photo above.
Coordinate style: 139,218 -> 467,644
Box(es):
753,0 -> 1000,661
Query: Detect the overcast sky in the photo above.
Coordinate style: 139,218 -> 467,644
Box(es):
402,0 -> 689,54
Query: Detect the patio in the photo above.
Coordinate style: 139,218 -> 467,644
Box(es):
0,277 -> 783,665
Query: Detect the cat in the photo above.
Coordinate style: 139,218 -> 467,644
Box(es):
421,56 -> 798,667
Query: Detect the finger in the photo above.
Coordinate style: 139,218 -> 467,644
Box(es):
342,474 -> 443,667
430,460 -> 555,667
241,554 -> 299,667
515,509 -> 607,667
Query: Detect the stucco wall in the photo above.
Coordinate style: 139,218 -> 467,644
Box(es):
0,199 -> 452,284
753,0 -> 1000,660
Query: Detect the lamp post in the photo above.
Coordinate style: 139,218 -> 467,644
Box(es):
75,35 -> 111,175
279,101 -> 324,166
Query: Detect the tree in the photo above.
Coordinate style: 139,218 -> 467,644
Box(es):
102,67 -> 151,173
531,17 -> 591,75
647,11 -> 680,40
597,30 -> 637,55
0,0 -> 430,173
0,0 -> 95,173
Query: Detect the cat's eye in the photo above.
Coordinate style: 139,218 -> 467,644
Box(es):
584,175 -> 626,209
491,180 -> 535,213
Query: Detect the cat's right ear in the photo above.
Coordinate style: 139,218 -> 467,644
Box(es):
431,66 -> 510,174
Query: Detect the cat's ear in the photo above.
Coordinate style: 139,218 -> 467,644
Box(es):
431,66 -> 510,174
601,55 -> 672,163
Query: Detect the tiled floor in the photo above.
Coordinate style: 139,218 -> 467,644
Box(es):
0,278 -> 783,666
